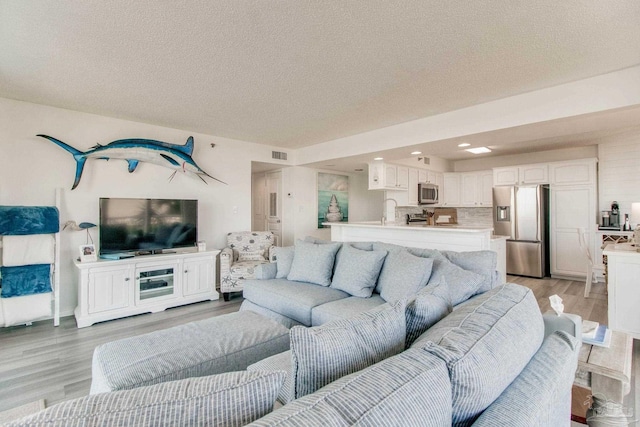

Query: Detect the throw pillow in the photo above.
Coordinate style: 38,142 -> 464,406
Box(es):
330,244 -> 387,297
290,300 -> 406,399
405,278 -> 452,348
274,246 -> 295,278
428,258 -> 484,306
237,249 -> 266,262
375,250 -> 434,302
8,371 -> 286,427
287,239 -> 341,286
442,250 -> 497,293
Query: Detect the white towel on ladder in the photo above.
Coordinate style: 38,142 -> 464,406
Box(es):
1,234 -> 55,266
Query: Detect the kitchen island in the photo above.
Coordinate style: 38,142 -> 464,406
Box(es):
325,221 -> 506,281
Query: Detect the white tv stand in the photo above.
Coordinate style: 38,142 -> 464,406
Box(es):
73,250 -> 219,328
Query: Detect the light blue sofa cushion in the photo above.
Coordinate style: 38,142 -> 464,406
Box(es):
428,257 -> 484,306
274,246 -> 295,279
287,239 -> 341,286
290,300 -> 406,399
254,262 -> 277,280
242,279 -> 349,326
442,250 -> 498,293
248,350 -> 294,405
375,249 -> 433,302
412,283 -> 544,427
473,331 -> 580,427
9,371 -> 286,427
247,348 -> 452,427
405,279 -> 452,348
311,295 -> 387,326
330,244 -> 387,297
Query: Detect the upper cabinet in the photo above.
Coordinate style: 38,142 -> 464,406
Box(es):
368,163 -> 409,190
493,164 -> 548,186
445,171 -> 492,207
442,173 -> 461,206
549,159 -> 597,186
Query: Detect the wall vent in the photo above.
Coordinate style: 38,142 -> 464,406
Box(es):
418,157 -> 430,165
272,151 -> 288,160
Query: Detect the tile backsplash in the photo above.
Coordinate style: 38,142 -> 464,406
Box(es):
395,206 -> 493,228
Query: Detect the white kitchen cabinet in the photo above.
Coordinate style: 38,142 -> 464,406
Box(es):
603,246 -> 640,339
74,250 -> 219,328
493,164 -> 548,186
549,159 -> 596,185
368,163 -> 409,190
446,171 -> 492,207
407,167 -> 420,205
550,185 -> 596,279
442,173 -> 461,206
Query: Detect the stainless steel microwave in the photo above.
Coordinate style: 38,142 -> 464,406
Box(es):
418,182 -> 439,204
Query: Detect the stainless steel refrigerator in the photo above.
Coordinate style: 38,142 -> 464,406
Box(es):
493,185 -> 550,278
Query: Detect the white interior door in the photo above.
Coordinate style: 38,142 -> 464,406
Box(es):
265,171 -> 282,246
251,173 -> 266,232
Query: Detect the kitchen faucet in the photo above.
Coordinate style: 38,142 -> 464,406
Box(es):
381,198 -> 398,225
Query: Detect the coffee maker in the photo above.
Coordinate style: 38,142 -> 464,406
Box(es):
600,201 -> 622,230
610,201 -> 620,230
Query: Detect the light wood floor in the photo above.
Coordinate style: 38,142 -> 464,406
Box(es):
0,277 -> 606,413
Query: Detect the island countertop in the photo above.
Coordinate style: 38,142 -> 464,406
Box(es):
322,221 -> 493,233
325,221 -> 495,251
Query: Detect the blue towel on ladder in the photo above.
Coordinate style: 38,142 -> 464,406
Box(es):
0,264 -> 52,298
0,206 -> 59,235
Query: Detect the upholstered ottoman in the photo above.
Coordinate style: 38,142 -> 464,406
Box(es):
90,310 -> 290,394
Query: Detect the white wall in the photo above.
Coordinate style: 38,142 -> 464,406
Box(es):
597,128 -> 640,222
0,97 -> 291,316
281,167 -> 381,245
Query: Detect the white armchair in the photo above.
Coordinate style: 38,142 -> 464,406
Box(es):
220,231 -> 275,301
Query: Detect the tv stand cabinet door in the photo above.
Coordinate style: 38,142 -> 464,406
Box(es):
87,265 -> 132,314
183,256 -> 215,297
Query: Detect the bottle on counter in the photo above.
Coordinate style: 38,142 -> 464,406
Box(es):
624,214 -> 631,231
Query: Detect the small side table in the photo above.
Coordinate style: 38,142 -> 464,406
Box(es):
574,330 -> 633,426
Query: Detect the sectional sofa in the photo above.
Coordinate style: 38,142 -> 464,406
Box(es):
6,238 -> 581,427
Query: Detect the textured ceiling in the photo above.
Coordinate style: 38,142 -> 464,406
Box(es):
1,1 -> 640,151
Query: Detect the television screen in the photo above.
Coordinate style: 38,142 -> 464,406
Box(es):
99,198 -> 198,255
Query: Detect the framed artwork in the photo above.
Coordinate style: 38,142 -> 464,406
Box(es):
79,244 -> 97,262
318,172 -> 349,228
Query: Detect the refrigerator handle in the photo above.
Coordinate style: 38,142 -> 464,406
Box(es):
536,186 -> 541,241
511,186 -> 517,240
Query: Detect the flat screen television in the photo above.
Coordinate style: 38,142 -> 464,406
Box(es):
99,198 -> 198,255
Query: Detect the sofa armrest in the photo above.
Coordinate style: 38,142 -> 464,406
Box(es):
472,331 -> 580,427
255,262 -> 277,280
268,246 -> 277,262
8,371 -> 285,427
220,247 -> 234,276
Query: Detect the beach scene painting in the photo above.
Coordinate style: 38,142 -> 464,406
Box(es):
318,173 -> 349,228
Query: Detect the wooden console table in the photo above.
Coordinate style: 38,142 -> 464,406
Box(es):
573,330 -> 633,426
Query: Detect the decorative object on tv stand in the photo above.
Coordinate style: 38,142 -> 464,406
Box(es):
63,221 -> 96,244
37,134 -> 227,190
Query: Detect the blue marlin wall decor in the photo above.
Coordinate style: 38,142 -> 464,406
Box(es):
37,135 -> 226,190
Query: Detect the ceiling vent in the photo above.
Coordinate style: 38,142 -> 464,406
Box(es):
272,151 -> 288,160
418,157 -> 430,165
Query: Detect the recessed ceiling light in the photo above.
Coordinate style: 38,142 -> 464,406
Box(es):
410,151 -> 422,155
374,157 -> 383,161
465,147 -> 492,154
458,143 -> 471,147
